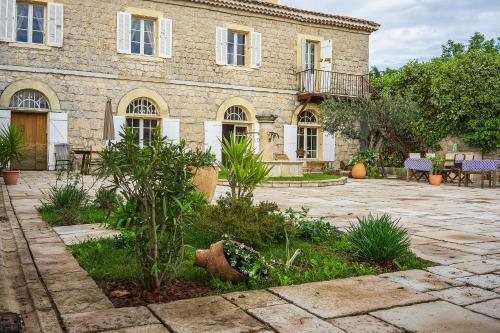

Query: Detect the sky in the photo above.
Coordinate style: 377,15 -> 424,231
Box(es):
281,0 -> 500,69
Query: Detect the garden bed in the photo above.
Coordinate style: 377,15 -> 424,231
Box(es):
68,226 -> 431,308
218,173 -> 347,188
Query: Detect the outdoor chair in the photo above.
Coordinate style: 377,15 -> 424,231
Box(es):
54,144 -> 74,170
442,153 -> 460,183
87,147 -> 103,174
409,153 -> 421,159
425,153 -> 436,158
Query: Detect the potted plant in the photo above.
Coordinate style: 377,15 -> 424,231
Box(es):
1,125 -> 25,186
428,156 -> 445,186
296,148 -> 305,159
190,148 -> 218,202
195,240 -> 263,282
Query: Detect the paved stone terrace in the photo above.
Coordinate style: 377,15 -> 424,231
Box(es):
2,171 -> 500,332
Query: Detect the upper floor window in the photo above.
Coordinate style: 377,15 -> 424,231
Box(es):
16,3 -> 44,44
227,31 -> 245,66
116,11 -> 172,59
131,17 -> 154,56
0,2 -> 63,47
10,89 -> 50,109
216,27 -> 261,69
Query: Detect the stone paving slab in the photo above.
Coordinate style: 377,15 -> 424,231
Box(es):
380,269 -> 463,292
223,290 -> 288,310
50,288 -> 114,315
466,298 -> 500,319
249,303 -> 344,333
328,314 -> 403,333
53,224 -> 121,245
428,286 -> 499,306
149,296 -> 267,333
415,230 -> 497,244
456,274 -> 500,290
99,324 -> 171,333
411,243 -> 483,265
62,307 -> 160,333
450,259 -> 500,274
371,301 -> 500,333
270,275 -> 436,319
425,265 -> 475,279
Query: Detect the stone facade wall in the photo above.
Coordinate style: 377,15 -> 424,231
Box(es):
440,136 -> 500,160
0,0 -> 371,160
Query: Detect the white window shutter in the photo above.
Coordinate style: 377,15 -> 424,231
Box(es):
322,131 -> 336,161
113,116 -> 126,141
320,39 -> 333,91
159,18 -> 172,59
283,125 -> 298,161
162,118 -> 180,144
0,109 -> 11,131
301,38 -> 307,70
204,121 -> 222,162
116,12 -> 131,54
216,27 -> 227,65
47,3 -> 64,47
0,0 -> 15,42
251,32 -> 262,68
48,112 -> 68,170
253,122 -> 260,154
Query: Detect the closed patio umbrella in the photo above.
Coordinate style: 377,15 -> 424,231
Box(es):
103,98 -> 114,147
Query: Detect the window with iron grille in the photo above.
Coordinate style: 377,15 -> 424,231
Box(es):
224,106 -> 247,121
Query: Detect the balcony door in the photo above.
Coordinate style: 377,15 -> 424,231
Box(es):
302,41 -> 318,92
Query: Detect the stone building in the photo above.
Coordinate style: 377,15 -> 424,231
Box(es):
0,0 -> 379,170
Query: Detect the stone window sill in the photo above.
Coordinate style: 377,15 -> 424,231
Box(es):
122,54 -> 165,62
8,42 -> 51,50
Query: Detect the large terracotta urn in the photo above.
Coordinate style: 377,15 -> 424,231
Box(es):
351,163 -> 366,179
191,167 -> 218,202
195,241 -> 246,282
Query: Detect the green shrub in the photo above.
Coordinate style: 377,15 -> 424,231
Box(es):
96,128 -> 215,290
346,214 -> 411,264
187,195 -> 295,250
283,208 -> 338,242
94,187 -> 121,209
41,184 -> 89,225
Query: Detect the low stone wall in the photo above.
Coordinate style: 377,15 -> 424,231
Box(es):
218,177 -> 348,188
264,161 -> 304,177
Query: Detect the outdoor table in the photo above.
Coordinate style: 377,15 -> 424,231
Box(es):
72,148 -> 93,174
459,160 -> 500,189
404,158 -> 432,182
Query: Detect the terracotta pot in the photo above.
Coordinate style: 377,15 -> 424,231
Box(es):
351,163 -> 366,179
296,151 -> 305,158
191,167 -> 218,202
195,241 -> 258,282
2,170 -> 20,186
429,174 -> 442,186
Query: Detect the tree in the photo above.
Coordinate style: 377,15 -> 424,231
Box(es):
371,32 -> 500,155
320,95 -> 425,155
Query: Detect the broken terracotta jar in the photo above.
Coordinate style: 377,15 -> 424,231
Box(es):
195,241 -> 258,282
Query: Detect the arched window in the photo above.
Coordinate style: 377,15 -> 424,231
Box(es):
298,110 -> 317,123
224,106 -> 247,122
126,98 -> 158,116
297,110 -> 318,159
9,89 -> 50,109
125,98 -> 160,147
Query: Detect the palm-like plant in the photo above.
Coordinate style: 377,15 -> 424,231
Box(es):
0,125 -> 25,170
219,133 -> 272,199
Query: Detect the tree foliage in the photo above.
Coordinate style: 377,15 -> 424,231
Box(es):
371,32 -> 500,155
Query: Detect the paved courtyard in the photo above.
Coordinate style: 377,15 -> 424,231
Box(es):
1,171 -> 499,332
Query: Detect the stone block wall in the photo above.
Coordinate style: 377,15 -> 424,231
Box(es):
0,0 -> 372,161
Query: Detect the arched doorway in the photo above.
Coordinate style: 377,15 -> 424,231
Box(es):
221,105 -> 252,164
8,89 -> 50,170
125,97 -> 160,147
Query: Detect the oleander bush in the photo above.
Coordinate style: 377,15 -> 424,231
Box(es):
346,214 -> 411,264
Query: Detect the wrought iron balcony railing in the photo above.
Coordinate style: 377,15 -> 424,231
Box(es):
296,69 -> 370,98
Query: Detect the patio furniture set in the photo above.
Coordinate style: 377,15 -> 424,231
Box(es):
54,144 -> 101,174
404,152 -> 499,189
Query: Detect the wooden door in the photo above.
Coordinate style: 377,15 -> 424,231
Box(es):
11,112 -> 47,170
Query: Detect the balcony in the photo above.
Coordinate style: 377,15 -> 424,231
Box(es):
296,69 -> 370,101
